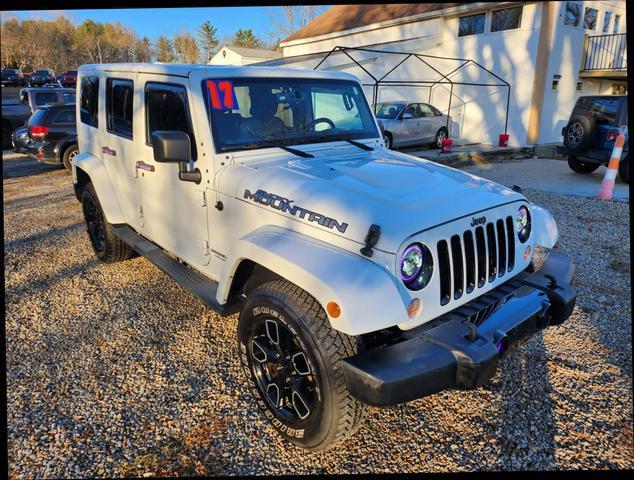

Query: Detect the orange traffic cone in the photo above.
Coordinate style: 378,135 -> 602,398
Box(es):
597,126 -> 627,201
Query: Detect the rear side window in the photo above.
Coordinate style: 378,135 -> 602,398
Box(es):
106,78 -> 134,139
574,97 -> 621,125
80,75 -> 99,128
54,109 -> 76,124
145,82 -> 196,159
33,92 -> 59,106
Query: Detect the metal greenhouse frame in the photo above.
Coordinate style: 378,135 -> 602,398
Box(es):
314,46 -> 511,134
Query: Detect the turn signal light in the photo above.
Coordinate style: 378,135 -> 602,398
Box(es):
407,298 -> 421,319
327,302 -> 341,318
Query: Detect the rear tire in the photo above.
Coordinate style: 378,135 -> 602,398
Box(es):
62,144 -> 78,171
567,155 -> 600,174
618,156 -> 629,184
432,127 -> 448,149
238,279 -> 367,450
81,183 -> 135,263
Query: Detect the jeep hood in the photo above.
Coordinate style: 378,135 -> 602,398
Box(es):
234,149 -> 525,254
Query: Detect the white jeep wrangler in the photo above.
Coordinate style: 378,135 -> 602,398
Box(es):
73,63 -> 576,450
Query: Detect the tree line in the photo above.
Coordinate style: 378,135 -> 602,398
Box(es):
0,15 -> 278,72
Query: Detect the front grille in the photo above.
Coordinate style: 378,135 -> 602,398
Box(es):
436,216 -> 516,305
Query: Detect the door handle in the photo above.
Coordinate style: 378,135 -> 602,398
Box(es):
136,161 -> 155,172
102,146 -> 116,156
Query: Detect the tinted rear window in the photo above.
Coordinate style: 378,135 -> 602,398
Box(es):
573,97 -> 621,125
80,76 -> 99,128
66,71 -> 78,75
33,92 -> 60,106
35,70 -> 49,75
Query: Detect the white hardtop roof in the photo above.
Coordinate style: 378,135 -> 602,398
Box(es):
78,63 -> 358,81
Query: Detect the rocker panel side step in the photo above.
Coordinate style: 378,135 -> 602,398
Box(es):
111,224 -> 234,315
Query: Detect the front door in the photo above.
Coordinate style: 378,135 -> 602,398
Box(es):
136,75 -> 210,268
100,74 -> 144,230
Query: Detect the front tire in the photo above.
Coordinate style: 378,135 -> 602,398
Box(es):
238,279 -> 367,450
567,154 -> 600,174
383,132 -> 393,149
81,183 -> 135,262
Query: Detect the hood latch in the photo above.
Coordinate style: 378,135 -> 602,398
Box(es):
360,224 -> 381,258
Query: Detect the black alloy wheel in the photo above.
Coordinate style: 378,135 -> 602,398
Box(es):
82,192 -> 106,254
249,315 -> 320,423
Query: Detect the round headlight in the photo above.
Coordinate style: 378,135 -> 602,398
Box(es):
516,206 -> 531,243
400,243 -> 433,290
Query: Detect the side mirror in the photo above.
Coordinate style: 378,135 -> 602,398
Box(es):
150,130 -> 201,184
401,112 -> 413,119
19,91 -> 28,104
151,130 -> 191,163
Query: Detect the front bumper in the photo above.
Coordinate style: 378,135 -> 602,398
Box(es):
342,252 -> 576,406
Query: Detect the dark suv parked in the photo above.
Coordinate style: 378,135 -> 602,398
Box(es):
29,69 -> 56,87
1,68 -> 26,87
562,95 -> 628,183
11,104 -> 78,171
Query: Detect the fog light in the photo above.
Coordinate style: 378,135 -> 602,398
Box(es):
524,245 -> 532,261
407,298 -> 421,319
327,302 -> 341,318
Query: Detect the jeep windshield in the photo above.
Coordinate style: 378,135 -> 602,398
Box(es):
204,78 -> 379,153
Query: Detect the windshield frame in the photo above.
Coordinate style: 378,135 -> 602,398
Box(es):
203,77 -> 380,155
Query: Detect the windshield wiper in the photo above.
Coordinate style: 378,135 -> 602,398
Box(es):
342,138 -> 373,151
220,139 -> 314,158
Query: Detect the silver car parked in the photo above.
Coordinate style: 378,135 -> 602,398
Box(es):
375,102 -> 452,149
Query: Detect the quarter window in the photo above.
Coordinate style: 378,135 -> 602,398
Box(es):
54,109 -> 76,124
80,75 -> 99,128
458,12 -> 486,36
491,6 -> 522,32
106,78 -> 134,139
564,2 -> 581,27
145,83 -> 196,159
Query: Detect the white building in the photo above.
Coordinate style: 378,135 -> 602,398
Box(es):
257,2 -> 627,147
209,45 -> 282,66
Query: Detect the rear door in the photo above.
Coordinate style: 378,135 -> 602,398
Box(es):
418,103 -> 438,141
135,74 -> 210,268
97,73 -> 144,229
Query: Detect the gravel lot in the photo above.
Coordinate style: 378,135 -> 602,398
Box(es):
4,150 -> 632,476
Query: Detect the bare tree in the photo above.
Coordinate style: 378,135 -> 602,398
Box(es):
174,32 -> 201,63
263,6 -> 327,47
134,36 -> 153,63
155,36 -> 176,63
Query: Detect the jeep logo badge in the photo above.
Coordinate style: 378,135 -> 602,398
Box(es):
470,216 -> 486,227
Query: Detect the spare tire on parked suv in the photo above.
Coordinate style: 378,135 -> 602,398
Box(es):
563,115 -> 596,153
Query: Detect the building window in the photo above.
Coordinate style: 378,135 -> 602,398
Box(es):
576,82 -> 583,91
613,15 -> 621,33
583,7 -> 597,30
491,6 -> 523,32
603,11 -> 613,33
564,2 -> 581,27
612,84 -> 626,95
458,12 -> 486,37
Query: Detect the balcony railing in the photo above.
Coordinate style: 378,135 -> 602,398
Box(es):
583,33 -> 627,71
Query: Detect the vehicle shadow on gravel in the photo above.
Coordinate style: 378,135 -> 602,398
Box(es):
2,149 -> 63,179
492,334 -> 557,469
4,222 -> 84,250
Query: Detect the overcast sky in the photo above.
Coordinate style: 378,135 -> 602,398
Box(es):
1,7 -> 331,42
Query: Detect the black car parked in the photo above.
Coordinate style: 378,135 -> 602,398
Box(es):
28,69 -> 56,87
562,95 -> 629,183
1,68 -> 26,87
12,104 -> 78,171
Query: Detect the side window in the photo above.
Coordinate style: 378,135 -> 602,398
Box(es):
63,92 -> 76,104
54,109 -> 76,124
419,104 -> 436,117
145,82 -> 196,159
404,104 -> 420,117
34,92 -> 59,106
80,75 -> 99,128
106,78 -> 134,139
